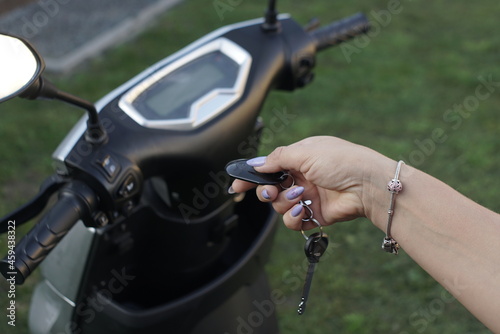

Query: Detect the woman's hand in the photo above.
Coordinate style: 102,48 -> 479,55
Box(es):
230,136 -> 393,230
231,136 -> 500,331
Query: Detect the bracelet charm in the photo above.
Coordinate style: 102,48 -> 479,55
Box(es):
382,160 -> 405,254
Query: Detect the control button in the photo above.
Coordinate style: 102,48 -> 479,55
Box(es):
97,154 -> 119,178
118,174 -> 138,198
93,212 -> 109,228
122,200 -> 134,216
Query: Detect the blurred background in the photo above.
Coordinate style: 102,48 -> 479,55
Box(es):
1,0 -> 499,333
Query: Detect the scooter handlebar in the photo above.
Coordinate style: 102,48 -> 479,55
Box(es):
0,181 -> 97,285
311,12 -> 370,52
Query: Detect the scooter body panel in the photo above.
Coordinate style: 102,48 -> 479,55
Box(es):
28,221 -> 96,333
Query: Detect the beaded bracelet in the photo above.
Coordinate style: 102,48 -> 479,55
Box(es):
382,160 -> 405,254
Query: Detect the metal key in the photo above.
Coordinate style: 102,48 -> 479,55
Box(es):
298,231 -> 329,315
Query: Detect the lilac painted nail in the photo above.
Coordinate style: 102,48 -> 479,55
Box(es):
286,186 -> 305,200
262,189 -> 271,200
247,156 -> 266,167
291,204 -> 303,217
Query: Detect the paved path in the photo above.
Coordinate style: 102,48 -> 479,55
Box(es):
0,0 -> 181,73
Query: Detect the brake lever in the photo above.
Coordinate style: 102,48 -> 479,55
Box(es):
0,174 -> 69,233
304,17 -> 321,32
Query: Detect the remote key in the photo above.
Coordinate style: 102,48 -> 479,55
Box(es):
225,159 -> 287,185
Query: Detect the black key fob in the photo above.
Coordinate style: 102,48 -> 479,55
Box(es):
225,159 -> 287,185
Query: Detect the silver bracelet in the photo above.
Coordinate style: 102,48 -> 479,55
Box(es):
382,160 -> 405,254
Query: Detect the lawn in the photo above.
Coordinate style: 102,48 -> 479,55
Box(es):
1,0 -> 499,333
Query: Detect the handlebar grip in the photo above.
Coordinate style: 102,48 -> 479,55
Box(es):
311,13 -> 370,51
0,182 -> 96,284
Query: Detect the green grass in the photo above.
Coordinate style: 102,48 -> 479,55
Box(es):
1,0 -> 499,332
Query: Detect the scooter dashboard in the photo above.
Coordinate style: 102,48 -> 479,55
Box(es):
119,38 -> 252,130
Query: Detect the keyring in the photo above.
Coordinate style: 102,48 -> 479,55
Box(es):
300,200 -> 314,221
279,172 -> 295,189
301,218 -> 323,240
299,200 -> 324,240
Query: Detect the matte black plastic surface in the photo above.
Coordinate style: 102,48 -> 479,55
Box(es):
226,159 -> 286,185
0,182 -> 96,284
76,193 -> 279,334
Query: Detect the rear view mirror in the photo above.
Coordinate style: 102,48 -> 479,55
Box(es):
0,33 -> 44,103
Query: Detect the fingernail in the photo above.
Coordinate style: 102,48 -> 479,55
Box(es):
291,204 -> 303,217
227,186 -> 235,194
262,189 -> 271,200
247,156 -> 266,167
286,186 -> 304,200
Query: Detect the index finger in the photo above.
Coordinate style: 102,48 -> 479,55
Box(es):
250,142 -> 309,174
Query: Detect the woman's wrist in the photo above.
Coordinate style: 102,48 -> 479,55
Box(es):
361,151 -> 399,231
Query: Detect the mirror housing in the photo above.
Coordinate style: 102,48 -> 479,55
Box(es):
0,33 -> 107,145
0,33 -> 45,103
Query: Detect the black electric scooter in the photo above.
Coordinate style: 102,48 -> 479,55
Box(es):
0,1 -> 369,333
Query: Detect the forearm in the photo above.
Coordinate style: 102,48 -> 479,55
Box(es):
366,159 -> 500,331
